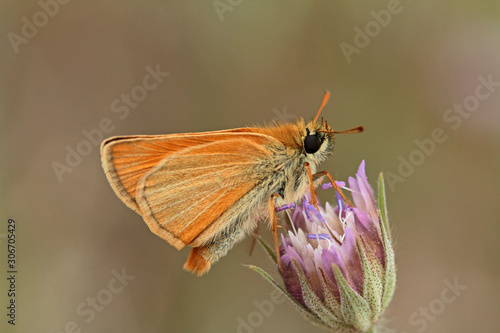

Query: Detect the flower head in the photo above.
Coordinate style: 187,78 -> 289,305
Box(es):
250,161 -> 395,333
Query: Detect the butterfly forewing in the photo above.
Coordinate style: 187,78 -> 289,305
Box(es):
101,128 -> 259,213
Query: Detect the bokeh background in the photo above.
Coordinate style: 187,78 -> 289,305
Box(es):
1,1 -> 499,332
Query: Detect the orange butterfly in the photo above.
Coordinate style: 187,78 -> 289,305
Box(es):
100,92 -> 363,276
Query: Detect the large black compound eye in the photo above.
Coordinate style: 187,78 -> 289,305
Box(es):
304,129 -> 322,154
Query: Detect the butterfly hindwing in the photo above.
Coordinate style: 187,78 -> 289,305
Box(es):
136,135 -> 281,249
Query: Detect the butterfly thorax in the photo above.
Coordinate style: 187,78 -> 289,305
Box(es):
250,118 -> 335,204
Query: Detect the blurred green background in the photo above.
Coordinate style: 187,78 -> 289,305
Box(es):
1,1 -> 499,332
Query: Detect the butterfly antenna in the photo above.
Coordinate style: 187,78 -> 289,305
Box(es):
314,90 -> 331,122
317,126 -> 364,135
333,126 -> 364,134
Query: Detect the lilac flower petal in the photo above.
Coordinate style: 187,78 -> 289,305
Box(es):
336,228 -> 363,294
302,246 -> 318,274
357,160 -> 366,178
352,208 -> 384,264
280,253 -> 305,305
313,251 -> 341,301
322,248 -> 347,280
302,247 -> 324,299
286,241 -> 324,300
320,181 -> 346,191
288,231 -> 306,254
320,249 -> 342,294
291,205 -> 308,231
351,207 -> 374,238
292,204 -> 303,220
348,176 -> 367,213
279,233 -> 293,253
280,252 -> 293,270
285,245 -> 307,273
355,161 -> 377,219
324,202 -> 336,218
313,250 -> 325,273
352,208 -> 381,242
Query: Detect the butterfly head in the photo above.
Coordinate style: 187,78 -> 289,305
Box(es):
302,117 -> 364,167
303,118 -> 335,161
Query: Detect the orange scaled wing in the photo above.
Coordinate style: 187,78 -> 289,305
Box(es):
101,130 -> 281,250
100,129 -> 255,213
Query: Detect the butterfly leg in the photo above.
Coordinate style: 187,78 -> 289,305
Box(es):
313,170 -> 355,207
304,162 -> 320,210
269,193 -> 284,274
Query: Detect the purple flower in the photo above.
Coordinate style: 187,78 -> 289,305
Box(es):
250,161 -> 396,332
